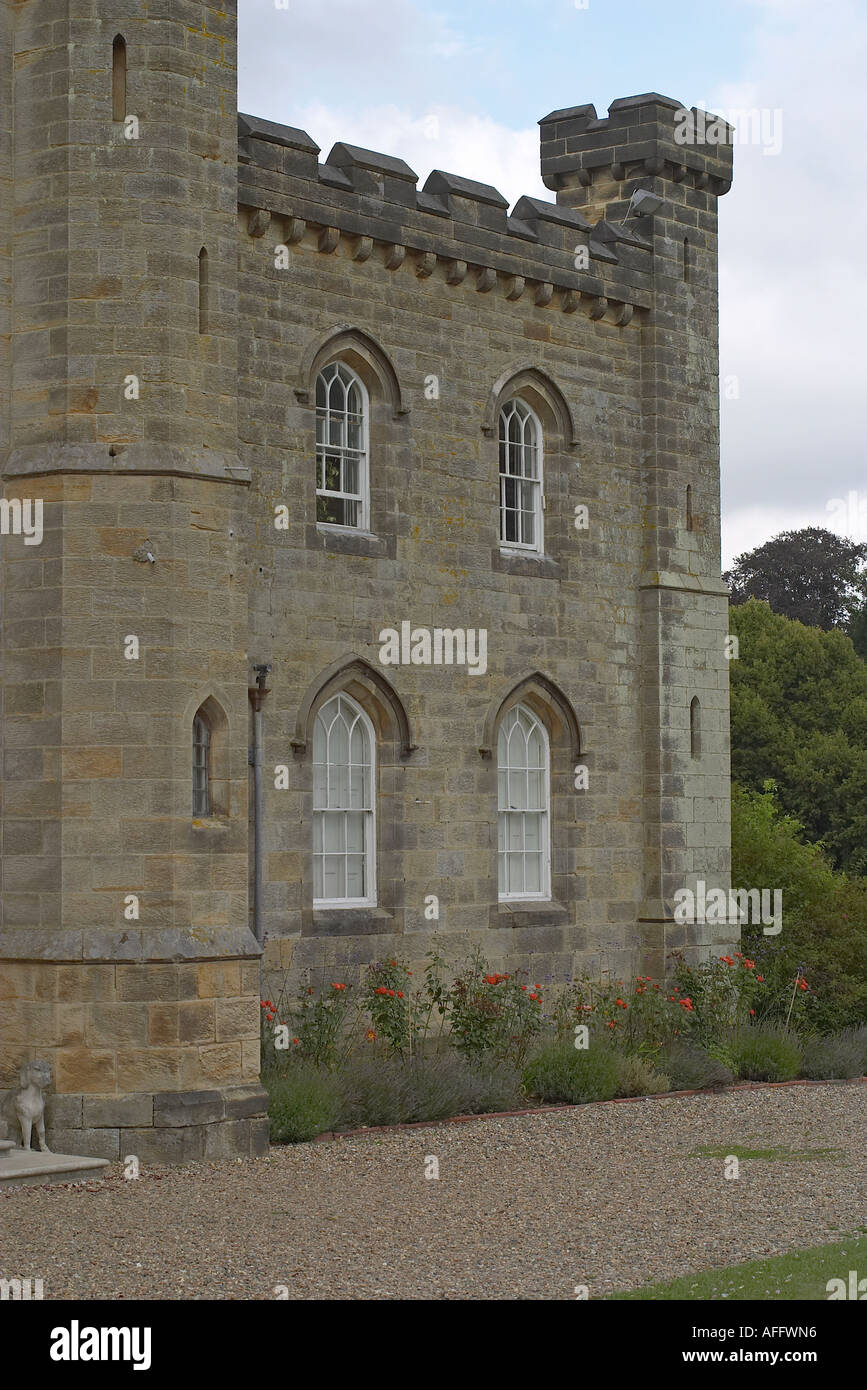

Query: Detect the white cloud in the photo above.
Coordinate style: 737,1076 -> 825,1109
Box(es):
716,0 -> 867,562
293,102 -> 545,204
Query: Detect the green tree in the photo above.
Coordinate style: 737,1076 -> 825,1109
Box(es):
724,527 -> 867,631
730,600 -> 867,874
732,785 -> 867,1031
849,601 -> 867,659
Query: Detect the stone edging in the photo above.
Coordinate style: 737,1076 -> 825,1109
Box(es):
311,1075 -> 867,1144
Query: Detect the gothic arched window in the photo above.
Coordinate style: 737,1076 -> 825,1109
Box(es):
313,693 -> 376,905
499,398 -> 544,552
193,709 -> 212,817
112,35 -> 127,122
497,703 -> 550,900
315,362 -> 369,530
690,696 -> 702,759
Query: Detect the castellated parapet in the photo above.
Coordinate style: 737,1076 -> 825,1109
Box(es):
1,0 -> 734,1162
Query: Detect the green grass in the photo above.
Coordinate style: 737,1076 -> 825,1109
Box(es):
690,1143 -> 844,1161
608,1235 -> 867,1300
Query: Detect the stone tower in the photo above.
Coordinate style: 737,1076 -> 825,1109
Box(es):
0,0 -> 266,1161
540,96 -> 734,974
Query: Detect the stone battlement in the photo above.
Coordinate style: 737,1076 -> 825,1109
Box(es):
237,92 -> 732,326
540,92 -> 734,196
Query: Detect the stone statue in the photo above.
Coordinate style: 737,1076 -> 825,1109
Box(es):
15,1059 -> 52,1152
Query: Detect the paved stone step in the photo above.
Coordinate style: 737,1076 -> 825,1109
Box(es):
0,1149 -> 109,1190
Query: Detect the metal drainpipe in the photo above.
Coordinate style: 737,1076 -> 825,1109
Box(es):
249,665 -> 272,947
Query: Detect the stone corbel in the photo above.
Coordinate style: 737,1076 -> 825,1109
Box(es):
247,208 -> 271,238
415,252 -> 437,278
445,259 -> 467,285
562,289 -> 580,313
318,226 -> 340,254
612,302 -> 634,327
384,243 -> 406,270
352,236 -> 374,262
476,267 -> 497,293
534,282 -> 553,308
504,275 -> 525,302
285,217 -> 306,245
587,295 -> 608,321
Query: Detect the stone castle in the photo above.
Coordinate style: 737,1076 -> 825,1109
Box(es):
0,1 -> 734,1161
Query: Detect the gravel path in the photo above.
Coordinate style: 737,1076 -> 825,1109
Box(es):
2,1083 -> 864,1300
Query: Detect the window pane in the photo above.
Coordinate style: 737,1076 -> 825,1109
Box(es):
346,854 -> 365,898
524,851 -> 542,894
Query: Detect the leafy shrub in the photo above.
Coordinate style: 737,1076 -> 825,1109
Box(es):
800,1030 -> 867,1080
614,1055 -> 670,1097
522,1041 -> 622,1105
362,959 -> 415,1057
264,1063 -> 340,1142
406,1057 -> 523,1120
425,948 -> 544,1065
335,1054 -> 523,1130
553,974 -> 687,1056
658,1042 -> 735,1091
728,1026 -> 803,1082
732,784 -> 867,1031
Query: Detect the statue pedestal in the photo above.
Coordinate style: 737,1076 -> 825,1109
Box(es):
0,1147 -> 109,1190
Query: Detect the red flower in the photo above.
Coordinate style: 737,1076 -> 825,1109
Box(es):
331,982 -> 346,991
757,975 -> 764,982
799,977 -> 808,991
720,956 -> 735,966
521,985 -> 527,992
365,1029 -> 377,1042
374,986 -> 388,996
293,1037 -> 300,1045
387,989 -> 396,997
679,998 -> 694,1011
749,1009 -> 755,1016
616,998 -> 627,1009
607,1021 -> 615,1029
397,991 -> 404,999
742,959 -> 755,970
307,987 -> 314,994
528,993 -> 539,1002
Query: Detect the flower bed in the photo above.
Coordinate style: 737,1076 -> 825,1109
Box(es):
260,948 -> 867,1142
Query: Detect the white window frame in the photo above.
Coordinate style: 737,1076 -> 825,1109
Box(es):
498,397 -> 544,554
315,361 -> 370,532
313,692 -> 377,909
497,703 -> 551,902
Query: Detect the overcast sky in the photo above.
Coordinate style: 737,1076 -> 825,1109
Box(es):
238,0 -> 867,569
